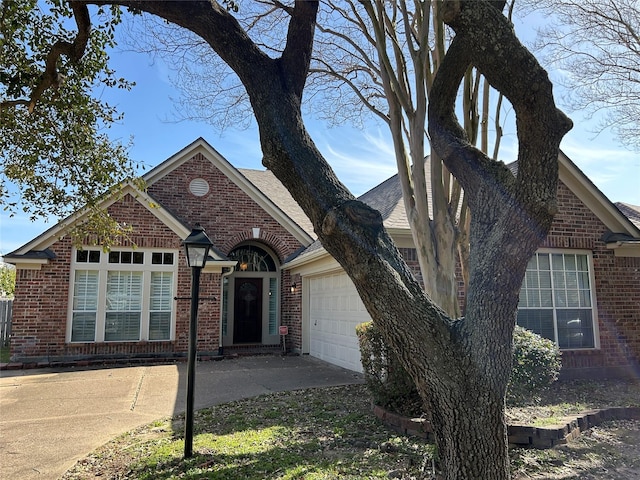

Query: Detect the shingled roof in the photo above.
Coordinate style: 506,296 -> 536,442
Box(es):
358,173 -> 409,229
615,202 -> 640,229
238,168 -> 316,238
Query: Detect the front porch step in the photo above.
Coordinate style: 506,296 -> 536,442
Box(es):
222,344 -> 283,357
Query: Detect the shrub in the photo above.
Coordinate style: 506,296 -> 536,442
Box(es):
508,325 -> 562,404
357,322 -> 562,414
355,322 -> 424,416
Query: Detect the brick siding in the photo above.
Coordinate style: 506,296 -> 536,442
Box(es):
9,154 -> 639,371
10,153 -> 306,362
543,182 -> 640,372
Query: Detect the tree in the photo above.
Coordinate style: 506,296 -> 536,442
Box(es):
4,1 -> 571,478
309,1 -> 519,316
118,0 -> 514,318
1,0 -> 139,247
528,0 -> 640,151
0,263 -> 15,297
312,1 -> 466,316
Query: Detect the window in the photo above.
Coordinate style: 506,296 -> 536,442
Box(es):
229,245 -> 276,272
71,270 -> 98,341
268,277 -> 278,335
69,249 -> 176,343
152,252 -> 174,265
149,272 -> 173,340
105,271 -> 142,341
222,277 -> 229,336
517,251 -> 596,349
108,250 -> 144,264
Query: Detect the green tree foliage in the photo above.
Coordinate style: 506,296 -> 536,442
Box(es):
0,263 -> 15,297
1,0 -> 138,245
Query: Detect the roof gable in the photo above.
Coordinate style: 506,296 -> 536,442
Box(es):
144,138 -> 315,246
238,169 -> 315,238
557,151 -> 640,238
5,182 -> 193,259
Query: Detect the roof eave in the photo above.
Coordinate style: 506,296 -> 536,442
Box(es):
559,151 -> 640,238
10,182 -> 193,256
282,246 -> 329,270
4,256 -> 51,270
605,241 -> 640,257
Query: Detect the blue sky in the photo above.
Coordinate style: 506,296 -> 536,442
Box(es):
1,9 -> 639,256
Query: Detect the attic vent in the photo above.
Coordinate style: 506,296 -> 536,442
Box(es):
189,178 -> 210,197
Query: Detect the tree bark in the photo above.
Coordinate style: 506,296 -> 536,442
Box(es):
425,2 -> 572,477
80,1 -> 571,477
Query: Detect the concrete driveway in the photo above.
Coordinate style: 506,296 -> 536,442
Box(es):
0,355 -> 362,480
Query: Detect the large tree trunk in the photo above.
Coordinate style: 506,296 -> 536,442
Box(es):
87,1 -> 571,477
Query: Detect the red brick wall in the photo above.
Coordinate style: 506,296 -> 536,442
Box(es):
147,153 -> 307,351
148,153 -> 304,262
282,271 -> 302,350
10,195 -> 196,361
11,151 -> 308,361
537,182 -> 639,372
11,154 -> 638,371
399,181 -> 639,374
11,237 -> 73,360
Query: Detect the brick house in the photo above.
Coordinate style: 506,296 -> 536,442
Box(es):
5,138 -> 640,378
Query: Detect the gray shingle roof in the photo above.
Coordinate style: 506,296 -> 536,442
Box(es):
238,169 -> 316,238
286,168 -> 416,263
358,173 -> 409,229
615,202 -> 640,229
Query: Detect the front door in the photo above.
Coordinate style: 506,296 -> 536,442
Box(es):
234,278 -> 262,343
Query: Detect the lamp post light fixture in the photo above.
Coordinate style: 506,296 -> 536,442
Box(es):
182,224 -> 214,458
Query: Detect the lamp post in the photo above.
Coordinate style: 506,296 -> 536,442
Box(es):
182,224 -> 213,458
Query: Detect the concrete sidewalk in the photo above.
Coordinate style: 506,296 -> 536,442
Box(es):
0,355 -> 363,480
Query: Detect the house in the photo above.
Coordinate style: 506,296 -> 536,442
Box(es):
5,138 -> 640,378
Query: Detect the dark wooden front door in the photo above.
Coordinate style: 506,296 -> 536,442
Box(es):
234,278 -> 262,343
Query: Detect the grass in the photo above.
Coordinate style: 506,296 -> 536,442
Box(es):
62,380 -> 640,480
0,345 -> 9,363
64,385 -> 436,480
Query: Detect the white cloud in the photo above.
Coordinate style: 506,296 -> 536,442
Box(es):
312,126 -> 398,196
560,136 -> 640,204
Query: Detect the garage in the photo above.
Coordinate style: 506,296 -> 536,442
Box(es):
308,272 -> 371,372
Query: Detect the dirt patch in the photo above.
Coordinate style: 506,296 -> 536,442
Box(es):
511,420 -> 640,479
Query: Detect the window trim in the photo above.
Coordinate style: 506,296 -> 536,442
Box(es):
517,248 -> 600,351
67,248 -> 178,343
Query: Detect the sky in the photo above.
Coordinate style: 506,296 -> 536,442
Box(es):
1,7 -> 639,257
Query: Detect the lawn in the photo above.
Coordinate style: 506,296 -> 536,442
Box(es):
62,380 -> 640,480
0,345 -> 9,363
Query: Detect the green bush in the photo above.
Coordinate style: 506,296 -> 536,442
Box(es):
508,325 -> 562,404
355,322 -> 424,416
357,322 -> 562,414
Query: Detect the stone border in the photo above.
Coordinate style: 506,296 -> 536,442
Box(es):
372,404 -> 640,449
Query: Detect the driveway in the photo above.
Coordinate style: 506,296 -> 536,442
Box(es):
0,355 -> 362,480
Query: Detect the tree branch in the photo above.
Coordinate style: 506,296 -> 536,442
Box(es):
1,3 -> 91,113
280,0 -> 319,101
430,1 -> 572,212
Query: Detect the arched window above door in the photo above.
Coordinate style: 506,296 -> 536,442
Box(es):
229,245 -> 277,272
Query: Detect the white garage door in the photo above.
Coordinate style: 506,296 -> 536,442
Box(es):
308,272 -> 371,372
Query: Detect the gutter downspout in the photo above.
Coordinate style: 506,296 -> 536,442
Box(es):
219,266 -> 235,355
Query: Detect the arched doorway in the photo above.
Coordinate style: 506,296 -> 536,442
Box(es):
223,244 -> 280,346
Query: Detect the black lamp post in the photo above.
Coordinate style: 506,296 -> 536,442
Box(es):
182,224 -> 213,458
